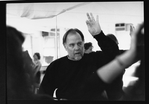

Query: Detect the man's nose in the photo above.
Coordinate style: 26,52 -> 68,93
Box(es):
74,44 -> 80,50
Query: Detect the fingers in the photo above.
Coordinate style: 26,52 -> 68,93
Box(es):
130,24 -> 135,36
86,13 -> 95,22
130,24 -> 135,31
130,22 -> 144,48
90,13 -> 95,22
133,22 -> 144,36
86,20 -> 91,28
86,20 -> 89,25
87,13 -> 91,21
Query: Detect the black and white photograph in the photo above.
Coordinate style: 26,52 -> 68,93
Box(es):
6,1 -> 144,103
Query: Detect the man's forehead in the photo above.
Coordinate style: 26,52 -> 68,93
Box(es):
67,32 -> 81,37
66,33 -> 83,43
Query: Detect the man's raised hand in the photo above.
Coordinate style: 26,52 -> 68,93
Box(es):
86,13 -> 101,36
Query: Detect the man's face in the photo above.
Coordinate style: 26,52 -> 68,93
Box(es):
64,32 -> 84,61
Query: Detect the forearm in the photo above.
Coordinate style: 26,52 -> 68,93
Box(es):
94,31 -> 119,58
97,48 -> 137,84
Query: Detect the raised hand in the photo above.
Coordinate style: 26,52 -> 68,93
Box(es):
129,24 -> 135,36
86,13 -> 101,36
130,22 -> 144,51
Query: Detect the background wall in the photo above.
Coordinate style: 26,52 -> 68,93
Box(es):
7,1 -> 144,63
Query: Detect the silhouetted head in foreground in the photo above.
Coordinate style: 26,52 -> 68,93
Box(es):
7,26 -> 53,100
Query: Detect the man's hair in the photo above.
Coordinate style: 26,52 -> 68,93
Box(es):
84,42 -> 92,50
34,52 -> 41,60
63,28 -> 84,45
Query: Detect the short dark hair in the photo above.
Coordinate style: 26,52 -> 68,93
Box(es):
84,42 -> 92,50
63,28 -> 84,45
34,52 -> 40,60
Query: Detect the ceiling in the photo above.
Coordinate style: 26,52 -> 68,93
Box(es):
6,2 -> 143,33
7,2 -> 91,19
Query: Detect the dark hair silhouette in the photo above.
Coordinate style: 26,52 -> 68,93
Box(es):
7,26 -> 53,100
7,26 -> 34,99
84,42 -> 92,50
107,34 -> 118,44
34,52 -> 41,60
63,28 -> 84,45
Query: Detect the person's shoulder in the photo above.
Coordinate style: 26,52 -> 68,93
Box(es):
49,56 -> 67,65
86,51 -> 102,56
83,51 -> 102,60
84,51 -> 104,61
46,56 -> 67,71
58,56 -> 68,61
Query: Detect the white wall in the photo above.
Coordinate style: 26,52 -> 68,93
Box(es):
56,1 -> 143,53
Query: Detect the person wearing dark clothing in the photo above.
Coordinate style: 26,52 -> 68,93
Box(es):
107,34 -> 126,55
33,52 -> 42,94
84,42 -> 93,54
106,34 -> 126,100
106,26 -> 136,100
7,26 -> 54,101
39,13 -> 119,100
95,22 -> 144,101
121,28 -> 145,100
106,34 -> 119,45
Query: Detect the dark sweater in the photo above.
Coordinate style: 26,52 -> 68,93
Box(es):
39,31 -> 121,100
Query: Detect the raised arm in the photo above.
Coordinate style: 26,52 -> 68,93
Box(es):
96,22 -> 144,84
86,13 -> 119,59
